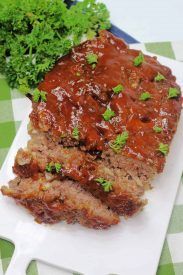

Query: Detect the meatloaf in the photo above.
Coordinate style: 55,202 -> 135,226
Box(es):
1,30 -> 182,229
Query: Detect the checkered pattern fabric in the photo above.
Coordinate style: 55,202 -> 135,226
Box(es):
0,41 -> 183,275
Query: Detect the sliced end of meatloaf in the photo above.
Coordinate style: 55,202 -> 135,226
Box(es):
1,176 -> 119,229
12,127 -> 149,216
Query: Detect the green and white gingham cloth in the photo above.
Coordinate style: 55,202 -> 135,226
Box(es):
0,41 -> 183,275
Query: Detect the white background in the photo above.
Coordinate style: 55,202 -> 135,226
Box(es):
103,0 -> 183,42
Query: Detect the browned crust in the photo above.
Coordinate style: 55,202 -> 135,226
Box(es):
12,138 -> 149,217
1,178 -> 119,229
18,199 -> 118,229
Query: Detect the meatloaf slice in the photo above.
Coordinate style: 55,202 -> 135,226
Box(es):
12,127 -> 151,216
1,176 -> 119,229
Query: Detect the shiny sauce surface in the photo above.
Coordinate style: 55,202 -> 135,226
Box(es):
31,31 -> 182,172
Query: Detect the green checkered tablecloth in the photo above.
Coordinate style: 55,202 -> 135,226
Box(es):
0,41 -> 183,275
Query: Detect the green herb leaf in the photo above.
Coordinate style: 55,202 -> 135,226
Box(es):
110,131 -> 129,153
46,162 -> 54,173
139,92 -> 151,101
112,84 -> 124,94
72,127 -> 79,140
133,52 -> 144,66
95,178 -> 113,192
40,91 -> 47,102
168,87 -> 180,99
153,126 -> 163,133
86,53 -> 98,67
32,88 -> 47,102
154,72 -> 166,82
102,107 -> 115,121
0,0 -> 110,92
46,162 -> 62,173
55,163 -> 62,173
158,143 -> 169,155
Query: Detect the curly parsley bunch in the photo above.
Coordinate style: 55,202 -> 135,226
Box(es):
0,0 -> 110,94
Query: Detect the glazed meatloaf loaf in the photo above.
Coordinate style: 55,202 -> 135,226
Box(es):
1,30 -> 182,229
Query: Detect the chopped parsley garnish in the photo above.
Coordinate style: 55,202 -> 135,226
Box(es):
95,178 -> 113,192
153,126 -> 163,133
112,84 -> 124,94
102,107 -> 115,121
46,162 -> 62,173
86,53 -> 98,68
139,92 -> 151,101
46,163 -> 53,173
158,143 -> 169,155
110,131 -> 129,153
55,163 -> 62,173
32,88 -> 47,103
168,87 -> 180,99
154,72 -> 166,82
133,52 -> 144,66
72,127 -> 79,140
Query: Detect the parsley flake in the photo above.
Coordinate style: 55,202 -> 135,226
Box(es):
102,107 -> 115,121
46,162 -> 62,173
46,163 -> 53,173
168,87 -> 180,99
133,52 -> 144,66
153,126 -> 162,133
86,53 -> 98,68
110,131 -> 129,153
32,88 -> 47,103
139,92 -> 151,101
72,127 -> 79,140
158,143 -> 169,155
55,163 -> 62,173
154,72 -> 166,82
112,84 -> 124,94
95,178 -> 113,192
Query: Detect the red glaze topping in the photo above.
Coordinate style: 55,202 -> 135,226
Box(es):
30,31 -> 182,172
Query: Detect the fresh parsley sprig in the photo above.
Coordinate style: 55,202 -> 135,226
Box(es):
0,0 -> 110,93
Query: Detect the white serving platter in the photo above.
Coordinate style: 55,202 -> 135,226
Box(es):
0,52 -> 183,275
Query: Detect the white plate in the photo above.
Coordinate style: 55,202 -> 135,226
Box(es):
0,53 -> 183,275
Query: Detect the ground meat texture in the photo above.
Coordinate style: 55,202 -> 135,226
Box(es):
1,177 -> 119,229
13,129 -> 150,216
